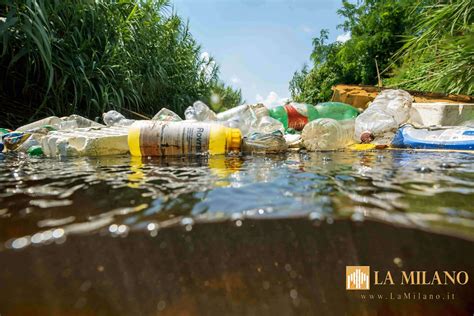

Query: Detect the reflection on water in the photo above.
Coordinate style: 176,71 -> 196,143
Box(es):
0,150 -> 474,249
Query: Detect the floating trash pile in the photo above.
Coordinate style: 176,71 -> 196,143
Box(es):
1,89 -> 474,158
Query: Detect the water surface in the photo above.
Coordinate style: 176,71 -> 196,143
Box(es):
1,149 -> 473,248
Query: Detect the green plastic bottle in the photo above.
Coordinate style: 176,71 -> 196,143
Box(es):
315,102 -> 359,120
268,102 -> 358,131
268,103 -> 319,131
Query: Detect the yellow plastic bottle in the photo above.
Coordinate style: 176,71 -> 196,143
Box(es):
128,121 -> 241,156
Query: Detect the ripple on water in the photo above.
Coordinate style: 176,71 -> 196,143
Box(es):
0,150 -> 473,248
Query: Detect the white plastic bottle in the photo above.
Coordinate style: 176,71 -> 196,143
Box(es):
302,118 -> 355,151
355,89 -> 413,143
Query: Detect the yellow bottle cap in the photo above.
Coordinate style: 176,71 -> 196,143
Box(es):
225,128 -> 242,152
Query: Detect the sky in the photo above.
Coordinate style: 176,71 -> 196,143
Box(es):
172,0 -> 349,106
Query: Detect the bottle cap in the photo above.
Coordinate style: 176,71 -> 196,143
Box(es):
226,128 -> 242,152
360,131 -> 374,143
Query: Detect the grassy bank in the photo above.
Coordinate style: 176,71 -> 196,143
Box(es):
0,0 -> 241,128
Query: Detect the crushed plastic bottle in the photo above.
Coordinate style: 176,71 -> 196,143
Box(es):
0,128 -> 11,152
302,118 -> 355,151
248,116 -> 285,135
2,132 -> 31,151
391,124 -> 474,150
128,121 -> 241,156
355,89 -> 413,143
152,108 -> 182,122
242,131 -> 288,154
103,110 -> 135,127
184,101 -> 217,121
42,126 -> 129,157
16,117 -> 62,132
59,115 -> 104,130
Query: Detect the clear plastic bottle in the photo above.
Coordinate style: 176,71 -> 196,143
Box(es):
242,131 -> 288,154
128,121 -> 241,156
220,104 -> 270,136
302,118 -> 355,151
103,110 -> 135,127
152,108 -> 182,122
184,101 -> 217,121
355,89 -> 413,143
16,116 -> 62,132
59,115 -> 104,130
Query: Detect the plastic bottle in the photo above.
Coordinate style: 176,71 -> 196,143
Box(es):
152,108 -> 182,122
242,131 -> 288,154
103,110 -> 135,127
16,116 -> 62,132
355,89 -> 413,143
59,115 -> 104,130
315,102 -> 359,120
302,118 -> 355,151
268,102 -> 319,131
184,101 -> 217,121
128,121 -> 241,156
220,103 -> 270,136
0,128 -> 10,152
216,103 -> 269,122
42,126 -> 129,157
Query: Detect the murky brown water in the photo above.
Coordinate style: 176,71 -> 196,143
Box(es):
0,150 -> 473,315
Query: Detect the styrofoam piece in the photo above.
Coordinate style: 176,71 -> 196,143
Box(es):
409,103 -> 474,127
41,126 -> 129,157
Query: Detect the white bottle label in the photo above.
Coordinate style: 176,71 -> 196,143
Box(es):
140,122 -> 211,156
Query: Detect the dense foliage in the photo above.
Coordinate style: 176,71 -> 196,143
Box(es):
0,0 -> 240,128
290,0 -> 473,104
387,0 -> 473,95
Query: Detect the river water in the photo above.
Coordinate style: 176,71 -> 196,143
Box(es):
0,150 -> 473,315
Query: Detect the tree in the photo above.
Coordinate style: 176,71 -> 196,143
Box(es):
290,0 -> 418,104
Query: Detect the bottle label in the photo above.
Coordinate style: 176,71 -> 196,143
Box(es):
285,104 -> 308,130
139,122 -> 211,156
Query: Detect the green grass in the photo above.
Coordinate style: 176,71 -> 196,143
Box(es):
0,0 -> 225,128
378,0 -> 473,95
